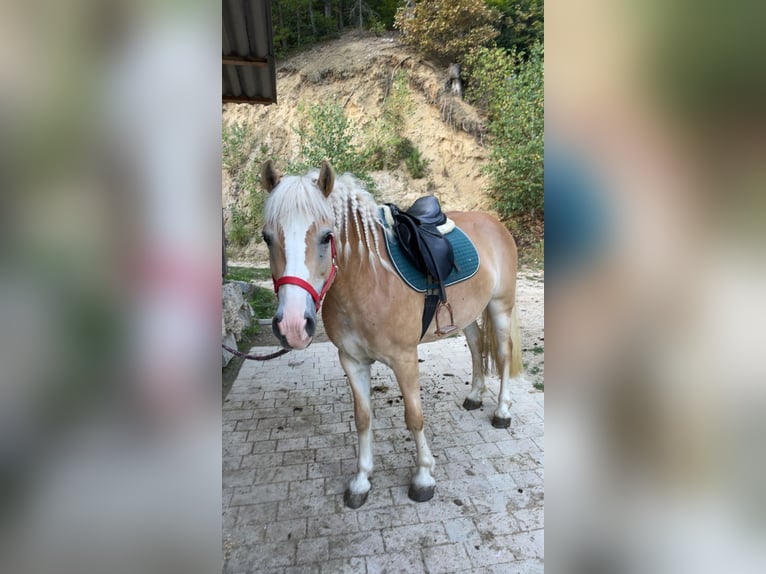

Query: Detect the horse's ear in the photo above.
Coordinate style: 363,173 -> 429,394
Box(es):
261,160 -> 280,193
317,160 -> 335,198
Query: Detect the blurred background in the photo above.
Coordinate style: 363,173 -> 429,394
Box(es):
0,0 -> 764,573
546,0 -> 766,572
0,1 -> 221,573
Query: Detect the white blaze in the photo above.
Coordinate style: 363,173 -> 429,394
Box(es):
278,215 -> 318,349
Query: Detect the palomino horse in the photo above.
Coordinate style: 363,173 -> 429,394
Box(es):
261,160 -> 523,508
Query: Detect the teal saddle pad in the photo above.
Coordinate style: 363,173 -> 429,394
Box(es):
380,209 -> 480,293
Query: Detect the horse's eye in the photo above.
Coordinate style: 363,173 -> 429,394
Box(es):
321,232 -> 333,245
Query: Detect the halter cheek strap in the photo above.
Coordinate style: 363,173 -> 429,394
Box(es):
272,235 -> 338,312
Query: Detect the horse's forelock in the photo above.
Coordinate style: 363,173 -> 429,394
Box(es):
264,173 -> 333,229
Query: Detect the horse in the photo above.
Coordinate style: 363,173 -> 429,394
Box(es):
260,160 -> 523,508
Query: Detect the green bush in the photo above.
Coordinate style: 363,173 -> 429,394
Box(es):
293,101 -> 364,173
223,122 -> 271,248
364,71 -> 429,179
291,100 -> 375,190
228,207 -> 251,247
365,71 -> 414,169
465,42 -> 544,221
222,122 -> 254,172
399,139 -> 430,179
249,286 -> 278,318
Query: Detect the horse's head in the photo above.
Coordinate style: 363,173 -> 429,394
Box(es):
261,160 -> 337,350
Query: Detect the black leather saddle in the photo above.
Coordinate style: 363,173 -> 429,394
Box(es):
386,196 -> 458,338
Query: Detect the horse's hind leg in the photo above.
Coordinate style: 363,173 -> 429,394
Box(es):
338,351 -> 374,509
390,352 -> 436,502
488,301 -> 524,429
462,320 -> 486,410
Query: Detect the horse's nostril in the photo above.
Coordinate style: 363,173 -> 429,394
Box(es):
304,312 -> 316,337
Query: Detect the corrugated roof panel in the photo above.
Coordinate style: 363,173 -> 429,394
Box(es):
222,0 -> 276,105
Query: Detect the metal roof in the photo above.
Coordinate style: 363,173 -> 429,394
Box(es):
222,0 -> 277,105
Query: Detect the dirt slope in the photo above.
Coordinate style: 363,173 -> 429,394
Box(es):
223,33 -> 494,261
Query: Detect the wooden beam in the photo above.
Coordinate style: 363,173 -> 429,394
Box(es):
222,55 -> 269,67
222,95 -> 275,105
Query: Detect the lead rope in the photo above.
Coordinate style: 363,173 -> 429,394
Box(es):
222,344 -> 290,361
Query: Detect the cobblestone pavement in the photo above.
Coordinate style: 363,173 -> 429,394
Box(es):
223,336 -> 544,573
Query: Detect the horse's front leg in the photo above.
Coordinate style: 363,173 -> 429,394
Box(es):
338,350 -> 373,509
391,352 -> 436,502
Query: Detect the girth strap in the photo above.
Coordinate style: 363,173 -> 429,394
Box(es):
422,291 -> 440,339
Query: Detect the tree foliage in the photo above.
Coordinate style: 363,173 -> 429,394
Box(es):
272,0 -> 400,55
394,0 -> 500,64
464,42 -> 544,221
486,0 -> 544,57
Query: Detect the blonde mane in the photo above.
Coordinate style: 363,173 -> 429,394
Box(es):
327,172 -> 391,273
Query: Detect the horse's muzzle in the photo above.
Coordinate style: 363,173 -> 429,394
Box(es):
272,306 -> 316,350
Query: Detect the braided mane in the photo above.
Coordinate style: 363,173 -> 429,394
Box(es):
326,172 -> 391,273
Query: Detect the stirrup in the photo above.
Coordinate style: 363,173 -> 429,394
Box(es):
434,302 -> 457,335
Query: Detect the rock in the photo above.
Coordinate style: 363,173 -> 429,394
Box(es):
222,281 -> 254,367
229,280 -> 255,300
222,332 -> 237,368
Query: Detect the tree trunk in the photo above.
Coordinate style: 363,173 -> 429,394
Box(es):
337,0 -> 344,31
449,63 -> 463,98
324,0 -> 331,19
358,0 -> 363,31
308,1 -> 317,35
276,0 -> 287,51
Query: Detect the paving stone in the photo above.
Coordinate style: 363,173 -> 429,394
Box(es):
296,537 -> 329,564
365,549 -> 425,574
466,537 -> 517,569
443,516 -> 481,544
488,559 -> 544,574
327,531 -> 385,559
319,557 -> 366,574
231,482 -> 289,505
421,543 -> 473,574
239,517 -> 307,545
255,463 -> 308,485
307,512 -> 359,537
251,439 -> 278,453
381,522 -> 450,553
223,468 -> 257,488
241,452 -> 285,469
288,478 -> 325,498
355,504 -> 420,531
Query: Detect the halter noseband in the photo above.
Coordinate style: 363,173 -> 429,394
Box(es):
272,235 -> 338,312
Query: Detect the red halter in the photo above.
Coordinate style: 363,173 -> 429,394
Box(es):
272,235 -> 338,312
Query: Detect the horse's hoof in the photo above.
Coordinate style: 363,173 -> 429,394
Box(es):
343,489 -> 369,509
408,484 -> 435,503
463,398 -> 482,411
492,416 -> 511,429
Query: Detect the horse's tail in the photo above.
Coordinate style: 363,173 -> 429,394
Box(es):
480,304 -> 523,378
